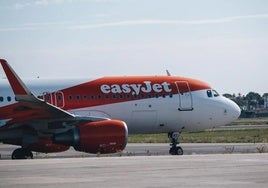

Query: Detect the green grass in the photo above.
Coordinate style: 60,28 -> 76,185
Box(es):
228,117 -> 268,126
128,129 -> 268,143
181,129 -> 268,143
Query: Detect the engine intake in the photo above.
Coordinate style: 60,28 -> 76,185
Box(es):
53,120 -> 128,154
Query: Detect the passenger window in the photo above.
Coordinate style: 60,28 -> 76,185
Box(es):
169,93 -> 173,98
83,95 -> 88,100
7,96 -> 11,102
76,95 -> 80,100
45,95 -> 50,100
57,95 -> 62,100
105,94 -> 109,99
69,95 -> 73,100
0,96 -> 3,102
207,90 -> 212,98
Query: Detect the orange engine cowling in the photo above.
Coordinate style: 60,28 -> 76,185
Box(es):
53,120 -> 128,154
27,140 -> 70,153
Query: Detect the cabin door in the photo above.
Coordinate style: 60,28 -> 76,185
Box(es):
175,81 -> 193,111
42,91 -> 65,108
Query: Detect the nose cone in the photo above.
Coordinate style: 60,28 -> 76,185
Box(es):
225,98 -> 241,123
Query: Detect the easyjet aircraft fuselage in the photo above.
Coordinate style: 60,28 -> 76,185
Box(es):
0,59 -> 241,159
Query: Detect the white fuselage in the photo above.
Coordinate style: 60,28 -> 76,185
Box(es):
0,78 -> 241,134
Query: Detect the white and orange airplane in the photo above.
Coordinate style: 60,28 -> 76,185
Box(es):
0,59 -> 240,159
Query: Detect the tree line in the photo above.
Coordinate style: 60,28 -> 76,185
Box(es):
223,92 -> 268,117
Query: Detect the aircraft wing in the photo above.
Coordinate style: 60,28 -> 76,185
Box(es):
0,59 -> 106,128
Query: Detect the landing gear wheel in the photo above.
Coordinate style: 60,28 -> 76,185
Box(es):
168,132 -> 183,155
176,146 -> 183,155
169,146 -> 183,155
12,148 -> 33,159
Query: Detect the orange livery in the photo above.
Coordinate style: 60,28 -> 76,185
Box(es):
0,59 -> 240,159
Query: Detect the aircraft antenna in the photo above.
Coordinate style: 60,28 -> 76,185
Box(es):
166,70 -> 171,76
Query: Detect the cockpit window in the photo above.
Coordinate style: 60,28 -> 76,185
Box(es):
212,90 -> 220,97
207,90 -> 212,98
207,89 -> 220,98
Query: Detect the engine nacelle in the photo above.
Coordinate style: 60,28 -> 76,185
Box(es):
53,120 -> 128,154
27,140 -> 70,153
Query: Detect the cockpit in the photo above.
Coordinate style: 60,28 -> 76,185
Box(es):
207,89 -> 220,98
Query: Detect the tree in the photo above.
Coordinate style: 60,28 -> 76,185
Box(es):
245,92 -> 262,109
263,93 -> 268,98
263,93 -> 268,108
224,92 -> 267,111
223,93 -> 233,99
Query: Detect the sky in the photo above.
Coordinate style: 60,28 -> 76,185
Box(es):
0,0 -> 267,95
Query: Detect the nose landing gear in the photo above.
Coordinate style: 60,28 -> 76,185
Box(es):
168,132 -> 183,155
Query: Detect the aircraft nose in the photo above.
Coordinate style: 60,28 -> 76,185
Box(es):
225,99 -> 241,121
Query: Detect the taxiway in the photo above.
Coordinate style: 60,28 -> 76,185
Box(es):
0,143 -> 268,159
0,154 -> 268,188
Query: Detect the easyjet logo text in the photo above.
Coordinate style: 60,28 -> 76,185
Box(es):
100,81 -> 172,95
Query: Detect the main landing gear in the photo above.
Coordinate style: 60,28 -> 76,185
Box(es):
12,148 -> 33,159
168,132 -> 183,155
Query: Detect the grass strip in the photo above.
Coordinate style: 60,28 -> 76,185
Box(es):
128,129 -> 268,143
229,118 -> 268,126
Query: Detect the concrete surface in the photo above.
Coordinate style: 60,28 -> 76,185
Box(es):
1,143 -> 268,159
0,154 -> 268,188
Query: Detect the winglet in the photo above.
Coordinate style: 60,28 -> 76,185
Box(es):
0,59 -> 31,96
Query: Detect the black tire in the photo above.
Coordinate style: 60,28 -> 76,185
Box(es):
12,148 -> 33,160
169,147 -> 175,155
176,146 -> 183,155
169,147 -> 183,155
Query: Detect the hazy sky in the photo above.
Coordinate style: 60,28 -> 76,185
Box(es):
0,0 -> 267,95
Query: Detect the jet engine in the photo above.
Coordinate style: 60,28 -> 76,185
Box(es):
27,139 -> 70,153
53,120 -> 128,154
